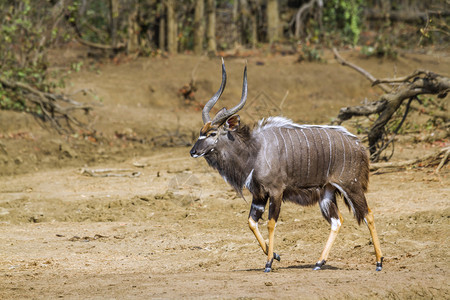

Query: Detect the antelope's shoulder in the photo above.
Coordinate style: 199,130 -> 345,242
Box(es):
253,116 -> 356,138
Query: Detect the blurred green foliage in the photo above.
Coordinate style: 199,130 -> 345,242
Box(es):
323,0 -> 363,45
0,0 -> 64,114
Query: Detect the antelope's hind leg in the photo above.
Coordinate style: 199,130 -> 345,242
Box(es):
248,197 -> 280,272
314,185 -> 343,270
365,207 -> 384,271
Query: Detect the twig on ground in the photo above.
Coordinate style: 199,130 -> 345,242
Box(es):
80,168 -> 141,178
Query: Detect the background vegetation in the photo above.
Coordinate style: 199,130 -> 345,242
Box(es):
0,0 -> 448,134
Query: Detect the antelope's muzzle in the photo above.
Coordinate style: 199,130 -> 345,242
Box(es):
190,145 -> 200,158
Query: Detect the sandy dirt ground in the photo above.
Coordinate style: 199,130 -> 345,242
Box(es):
0,49 -> 449,299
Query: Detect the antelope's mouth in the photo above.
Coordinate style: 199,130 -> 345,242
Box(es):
190,147 -> 214,158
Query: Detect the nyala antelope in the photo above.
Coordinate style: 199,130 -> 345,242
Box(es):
190,59 -> 383,273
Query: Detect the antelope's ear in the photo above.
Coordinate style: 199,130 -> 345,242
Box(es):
224,115 -> 240,132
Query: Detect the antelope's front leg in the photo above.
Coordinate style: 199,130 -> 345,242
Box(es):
264,195 -> 282,273
248,199 -> 280,269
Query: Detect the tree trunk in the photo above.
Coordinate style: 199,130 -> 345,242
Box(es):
239,0 -> 249,46
109,0 -> 120,47
127,0 -> 140,54
166,0 -> 177,54
231,0 -> 239,47
206,0 -> 216,55
266,0 -> 279,44
159,2 -> 166,51
250,1 -> 258,49
194,0 -> 205,55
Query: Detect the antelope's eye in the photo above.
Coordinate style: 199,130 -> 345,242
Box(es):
209,132 -> 217,137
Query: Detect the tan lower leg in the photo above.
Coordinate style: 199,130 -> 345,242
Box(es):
365,208 -> 383,263
267,218 -> 276,262
248,217 -> 268,255
317,212 -> 343,263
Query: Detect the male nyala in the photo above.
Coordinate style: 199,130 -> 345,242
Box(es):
190,59 -> 383,272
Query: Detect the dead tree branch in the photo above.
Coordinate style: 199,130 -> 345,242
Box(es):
335,100 -> 387,123
0,77 -> 93,133
332,49 -> 449,162
333,48 -> 390,93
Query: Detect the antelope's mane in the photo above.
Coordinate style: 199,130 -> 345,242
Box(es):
254,116 -> 356,138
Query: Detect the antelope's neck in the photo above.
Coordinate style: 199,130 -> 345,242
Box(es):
205,131 -> 258,193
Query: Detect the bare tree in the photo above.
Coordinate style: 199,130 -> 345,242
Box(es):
159,1 -> 166,51
194,0 -> 205,55
238,0 -> 258,48
206,0 -> 216,54
109,0 -> 120,47
249,0 -> 259,48
166,0 -> 177,54
127,0 -> 140,54
266,0 -> 279,43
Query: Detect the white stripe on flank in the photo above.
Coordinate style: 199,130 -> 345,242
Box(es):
294,130 -> 303,176
261,135 -> 271,170
338,133 -> 346,178
322,128 -> 332,178
271,128 -> 280,151
300,129 -> 310,178
342,133 -> 353,175
308,127 -> 319,179
286,129 -> 295,175
316,128 -> 326,178
278,127 -> 289,162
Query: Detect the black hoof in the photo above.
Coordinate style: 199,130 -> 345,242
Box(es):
313,260 -> 326,271
376,257 -> 384,271
264,259 -> 273,273
274,252 -> 281,262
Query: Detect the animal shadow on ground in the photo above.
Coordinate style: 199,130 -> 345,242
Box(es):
283,264 -> 340,271
235,264 -> 340,272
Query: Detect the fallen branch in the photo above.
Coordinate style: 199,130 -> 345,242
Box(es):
332,48 -> 391,93
370,147 -> 450,172
80,168 -> 141,178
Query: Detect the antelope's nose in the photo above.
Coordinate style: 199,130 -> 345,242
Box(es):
190,147 -> 197,158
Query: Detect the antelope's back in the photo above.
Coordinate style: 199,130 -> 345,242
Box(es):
253,117 -> 369,190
